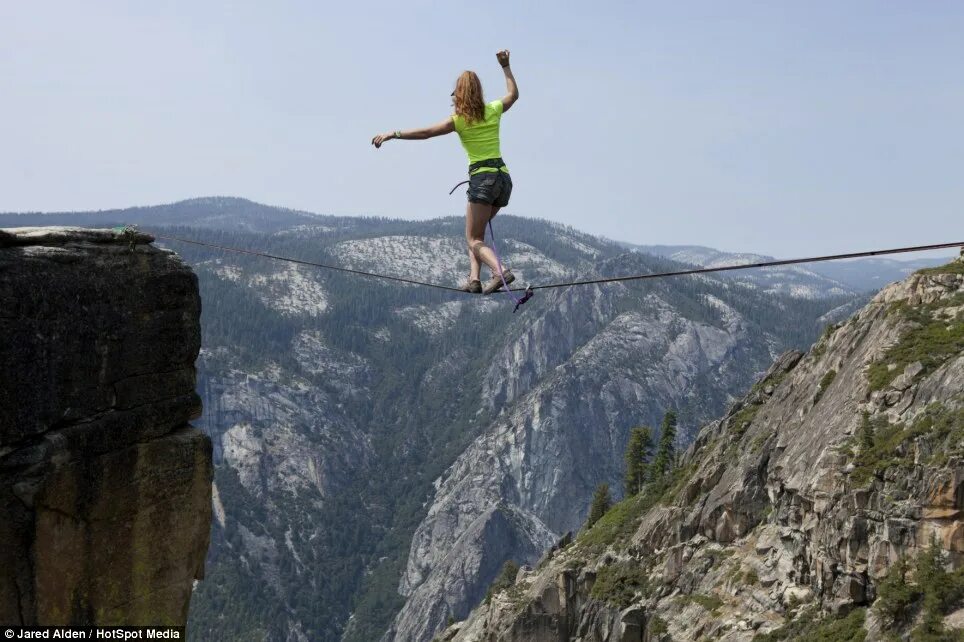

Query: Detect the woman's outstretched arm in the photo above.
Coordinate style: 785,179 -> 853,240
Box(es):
371,118 -> 455,148
497,50 -> 519,112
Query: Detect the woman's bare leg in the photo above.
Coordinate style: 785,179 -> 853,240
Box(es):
466,201 -> 502,275
465,213 -> 483,281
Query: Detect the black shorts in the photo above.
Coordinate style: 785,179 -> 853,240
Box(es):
466,171 -> 512,208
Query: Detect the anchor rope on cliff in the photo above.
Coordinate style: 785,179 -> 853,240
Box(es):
144,230 -> 963,297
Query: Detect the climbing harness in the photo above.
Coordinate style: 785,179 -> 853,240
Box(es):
448,158 -> 508,194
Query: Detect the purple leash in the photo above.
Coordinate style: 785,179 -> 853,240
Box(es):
450,178 -> 534,312
486,220 -> 534,313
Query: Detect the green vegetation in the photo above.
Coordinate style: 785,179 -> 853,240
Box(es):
650,411 -> 678,481
624,426 -> 653,497
484,559 -> 520,605
753,607 -> 866,642
648,615 -> 668,636
815,369 -> 837,402
867,293 -> 964,392
589,561 -> 652,608
916,260 -> 964,277
578,467 -> 693,550
874,542 -> 964,641
744,569 -> 759,586
586,483 -> 613,530
580,410 -> 694,551
846,405 -> 963,486
578,482 -> 665,551
676,593 -> 724,615
922,405 -> 964,467
659,462 -> 698,506
729,402 -> 762,440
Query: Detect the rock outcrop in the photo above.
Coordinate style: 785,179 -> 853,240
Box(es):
446,256 -> 964,641
0,227 -> 212,626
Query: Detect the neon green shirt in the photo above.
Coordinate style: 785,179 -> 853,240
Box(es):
453,100 -> 508,174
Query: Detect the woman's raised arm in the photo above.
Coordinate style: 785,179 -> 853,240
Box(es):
497,50 -> 519,112
371,118 -> 455,148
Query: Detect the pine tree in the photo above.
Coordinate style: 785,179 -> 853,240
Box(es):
484,559 -> 520,604
624,426 -> 653,496
586,483 -> 611,529
650,410 -> 678,481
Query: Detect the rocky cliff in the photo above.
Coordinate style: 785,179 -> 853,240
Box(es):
0,227 -> 212,626
443,255 -> 964,641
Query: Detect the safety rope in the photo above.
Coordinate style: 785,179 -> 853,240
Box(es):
526,241 -> 964,291
147,231 -> 962,296
149,232 -> 464,292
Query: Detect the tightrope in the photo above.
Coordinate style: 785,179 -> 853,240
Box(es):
528,241 -> 964,291
149,232 -> 962,295
151,232 -> 464,292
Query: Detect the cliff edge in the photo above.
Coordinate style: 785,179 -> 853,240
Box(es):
0,227 -> 212,626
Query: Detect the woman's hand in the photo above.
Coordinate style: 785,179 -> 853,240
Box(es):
496,49 -> 510,67
371,131 -> 396,148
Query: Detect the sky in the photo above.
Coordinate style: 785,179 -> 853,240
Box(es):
2,1 -> 962,257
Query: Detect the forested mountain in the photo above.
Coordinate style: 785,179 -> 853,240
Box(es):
1,198 -> 901,641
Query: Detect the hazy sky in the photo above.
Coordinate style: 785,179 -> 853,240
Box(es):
2,1 -> 962,256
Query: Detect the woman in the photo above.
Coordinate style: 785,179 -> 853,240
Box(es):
372,50 -> 519,295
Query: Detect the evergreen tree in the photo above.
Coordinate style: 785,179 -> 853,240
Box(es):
484,559 -> 520,604
586,483 -> 611,529
650,410 -> 678,480
624,426 -> 653,496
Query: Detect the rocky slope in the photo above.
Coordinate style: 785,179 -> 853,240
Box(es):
0,227 -> 212,626
443,255 -> 964,641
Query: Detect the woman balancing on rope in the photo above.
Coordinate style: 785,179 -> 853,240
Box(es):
372,50 -> 518,295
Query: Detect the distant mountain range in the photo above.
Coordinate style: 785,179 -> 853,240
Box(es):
0,196 -> 951,642
627,243 -> 948,295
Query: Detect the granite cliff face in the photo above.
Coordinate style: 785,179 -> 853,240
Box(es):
444,256 -> 964,641
0,228 -> 212,626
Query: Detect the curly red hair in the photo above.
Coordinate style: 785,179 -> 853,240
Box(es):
454,71 -> 485,124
